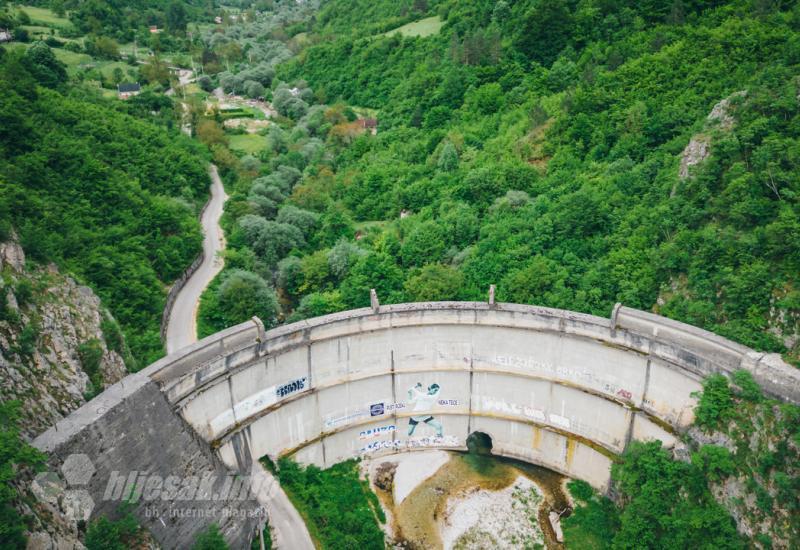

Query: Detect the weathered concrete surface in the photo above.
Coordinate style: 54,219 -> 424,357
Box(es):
33,302 -> 800,548
164,164 -> 228,353
35,377 -> 260,549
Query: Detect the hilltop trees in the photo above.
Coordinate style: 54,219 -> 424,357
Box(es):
22,43 -> 66,88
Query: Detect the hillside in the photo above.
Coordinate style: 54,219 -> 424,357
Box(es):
0,46 -> 209,364
186,2 -> 800,544
219,0 -> 799,364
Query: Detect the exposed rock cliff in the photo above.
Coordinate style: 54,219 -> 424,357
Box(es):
1,237 -> 129,440
674,90 -> 747,190
1,236 -> 135,549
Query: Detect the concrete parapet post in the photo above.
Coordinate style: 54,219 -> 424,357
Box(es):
370,288 -> 380,313
610,302 -> 623,336
489,284 -> 496,306
251,316 -> 266,356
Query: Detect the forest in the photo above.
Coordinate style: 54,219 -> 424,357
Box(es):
194,0 -> 800,368
0,45 -> 209,365
18,0 -> 214,40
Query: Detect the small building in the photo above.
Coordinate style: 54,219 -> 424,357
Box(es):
358,118 -> 378,135
214,16 -> 222,24
0,29 -> 13,43
149,26 -> 161,34
118,82 -> 141,100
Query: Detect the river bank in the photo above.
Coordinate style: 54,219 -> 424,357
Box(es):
363,451 -> 571,549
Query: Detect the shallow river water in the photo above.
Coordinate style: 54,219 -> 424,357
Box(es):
369,450 -> 571,549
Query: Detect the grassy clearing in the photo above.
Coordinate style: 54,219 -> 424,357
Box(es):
184,82 -> 203,95
21,25 -> 52,35
51,47 -> 91,67
97,61 -> 135,79
228,133 -> 267,154
189,22 -> 217,35
241,105 -> 265,120
383,16 -> 443,38
118,42 -> 148,61
15,5 -> 73,29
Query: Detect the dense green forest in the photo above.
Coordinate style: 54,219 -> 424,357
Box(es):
0,45 -> 209,365
197,0 -> 799,366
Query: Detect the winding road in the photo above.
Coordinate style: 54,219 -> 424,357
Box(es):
162,165 -> 314,550
164,164 -> 228,354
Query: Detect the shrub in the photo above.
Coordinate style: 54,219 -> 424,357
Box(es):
192,524 -> 228,550
692,445 -> 735,482
693,374 -> 735,431
732,370 -> 762,402
0,401 -> 46,549
85,514 -> 141,550
78,339 -> 104,397
214,270 -> 279,328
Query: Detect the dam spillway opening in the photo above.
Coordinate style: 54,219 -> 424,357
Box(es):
466,431 -> 493,456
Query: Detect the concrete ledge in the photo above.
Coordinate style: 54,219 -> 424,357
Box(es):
37,301 -> 798,459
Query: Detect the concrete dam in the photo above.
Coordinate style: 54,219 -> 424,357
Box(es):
32,301 -> 800,547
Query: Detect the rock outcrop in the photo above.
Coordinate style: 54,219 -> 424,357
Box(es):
0,235 -> 133,549
674,91 -> 747,193
0,238 -> 128,441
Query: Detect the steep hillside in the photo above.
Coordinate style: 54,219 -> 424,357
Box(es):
0,235 -> 129,439
263,0 -> 800,361
0,47 -> 209,364
0,234 -> 135,548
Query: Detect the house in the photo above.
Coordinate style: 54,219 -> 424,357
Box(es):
358,118 -> 378,135
0,29 -> 13,43
149,26 -> 161,34
118,82 -> 141,100
214,16 -> 222,24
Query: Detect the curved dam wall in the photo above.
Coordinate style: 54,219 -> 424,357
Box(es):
33,302 -> 800,547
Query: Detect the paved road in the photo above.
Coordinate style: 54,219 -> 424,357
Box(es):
162,166 -> 314,549
165,164 -> 228,354
250,461 -> 315,550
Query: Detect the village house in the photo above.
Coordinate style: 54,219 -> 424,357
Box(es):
117,82 -> 141,100
358,118 -> 378,135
